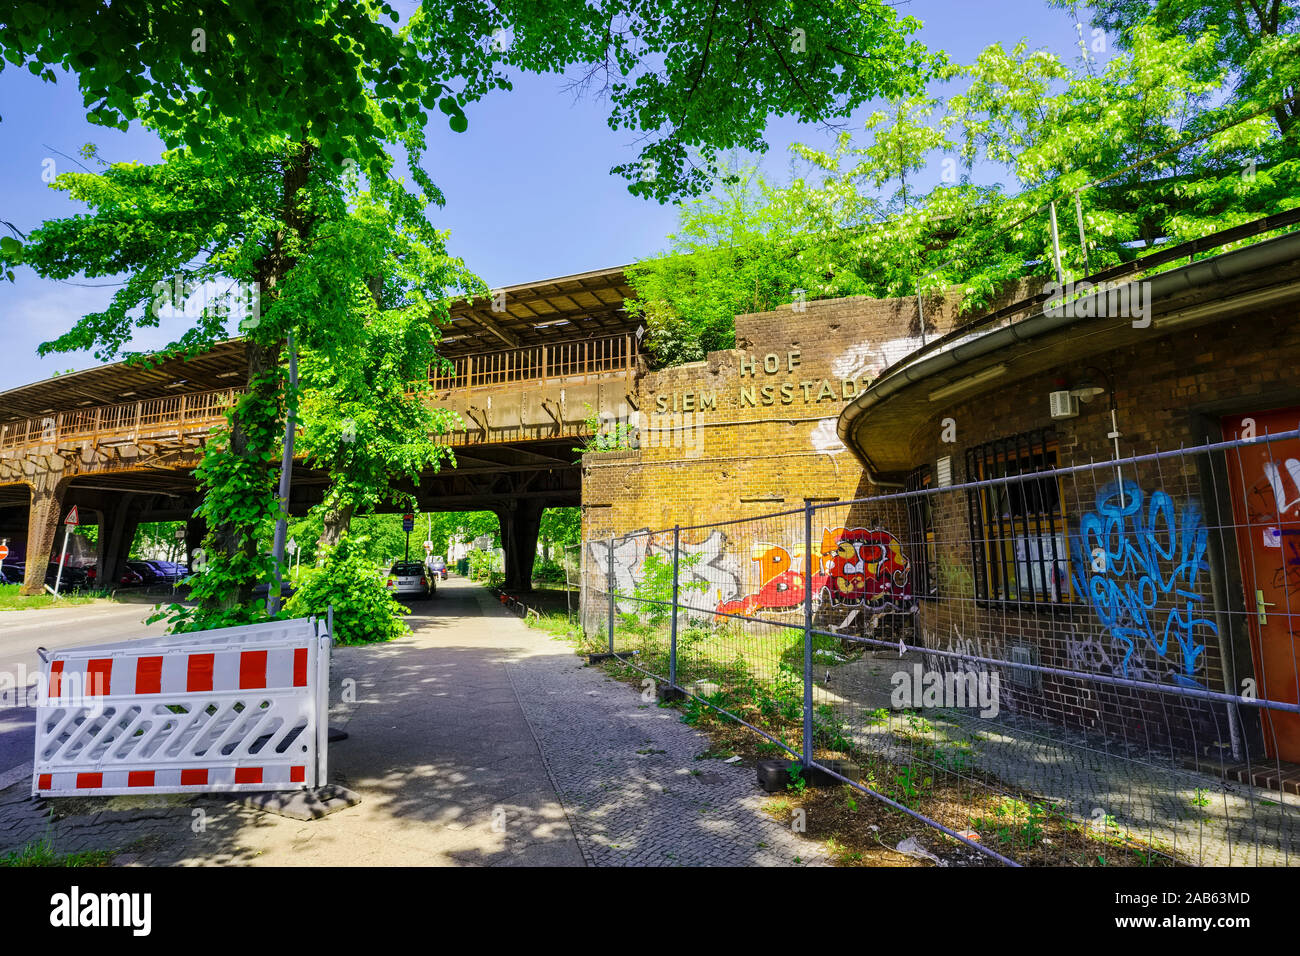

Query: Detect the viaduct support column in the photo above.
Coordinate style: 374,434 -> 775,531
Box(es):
99,494 -> 137,590
22,477 -> 71,596
185,514 -> 206,571
500,500 -> 545,594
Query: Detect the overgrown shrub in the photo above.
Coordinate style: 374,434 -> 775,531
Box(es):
283,535 -> 409,645
532,558 -> 566,584
466,548 -> 498,581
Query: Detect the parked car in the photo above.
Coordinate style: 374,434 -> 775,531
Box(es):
155,560 -> 191,580
117,567 -> 145,587
386,561 -> 433,600
428,555 -> 448,580
125,560 -> 166,585
0,562 -> 22,585
141,559 -> 188,583
46,562 -> 89,590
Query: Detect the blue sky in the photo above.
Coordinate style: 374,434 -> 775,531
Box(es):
0,0 -> 1097,390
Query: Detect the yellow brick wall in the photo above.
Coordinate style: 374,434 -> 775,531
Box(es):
581,290 -> 974,540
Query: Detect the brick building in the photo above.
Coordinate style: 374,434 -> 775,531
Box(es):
581,225 -> 1300,764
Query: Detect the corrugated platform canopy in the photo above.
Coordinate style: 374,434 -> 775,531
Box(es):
0,265 -> 639,423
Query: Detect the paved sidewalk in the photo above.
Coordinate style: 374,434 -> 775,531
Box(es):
509,648 -> 825,866
0,578 -> 812,866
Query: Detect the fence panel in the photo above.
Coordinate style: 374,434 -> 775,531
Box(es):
580,429 -> 1300,866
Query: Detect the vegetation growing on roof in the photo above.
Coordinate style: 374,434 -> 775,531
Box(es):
627,12 -> 1300,368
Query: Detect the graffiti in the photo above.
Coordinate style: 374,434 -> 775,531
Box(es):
1264,458 -> 1300,515
709,542 -> 808,616
1070,480 -> 1215,687
822,527 -> 911,607
715,527 -> 913,617
587,533 -> 648,613
589,530 -> 743,614
937,556 -> 974,596
593,525 -> 912,622
1064,622 -> 1122,678
646,530 -> 741,609
1271,533 -> 1300,591
919,626 -> 1013,715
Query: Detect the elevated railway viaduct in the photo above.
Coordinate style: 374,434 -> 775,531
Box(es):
0,267 -> 639,595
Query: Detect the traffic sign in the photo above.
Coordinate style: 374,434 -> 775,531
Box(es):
287,538 -> 298,555
402,513 -> 415,533
64,506 -> 79,527
0,543 -> 8,562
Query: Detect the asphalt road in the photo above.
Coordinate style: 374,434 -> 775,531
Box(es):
0,594 -> 450,787
0,601 -> 169,783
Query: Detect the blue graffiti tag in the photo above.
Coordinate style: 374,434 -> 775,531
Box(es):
1070,480 -> 1215,687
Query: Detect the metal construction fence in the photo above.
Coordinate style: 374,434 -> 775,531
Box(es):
581,427 -> 1300,866
563,544 -> 582,624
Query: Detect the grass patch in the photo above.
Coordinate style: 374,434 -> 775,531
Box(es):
0,833 -> 114,867
0,583 -> 102,611
581,618 -> 1178,867
522,608 -> 609,654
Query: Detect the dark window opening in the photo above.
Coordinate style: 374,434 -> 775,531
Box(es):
965,429 -> 1072,605
905,466 -> 937,599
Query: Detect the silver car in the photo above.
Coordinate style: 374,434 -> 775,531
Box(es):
386,561 -> 433,600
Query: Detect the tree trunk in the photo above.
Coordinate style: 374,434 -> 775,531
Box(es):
200,142 -> 315,612
207,337 -> 283,610
318,499 -> 355,551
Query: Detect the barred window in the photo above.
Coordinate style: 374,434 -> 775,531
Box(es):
905,465 -> 936,598
966,430 -> 1072,604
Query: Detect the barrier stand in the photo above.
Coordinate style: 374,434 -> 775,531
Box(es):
32,616 -> 357,818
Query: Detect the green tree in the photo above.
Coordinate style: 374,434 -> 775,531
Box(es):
2,1 -> 937,202
131,521 -> 187,562
1052,0 -> 1300,137
434,511 -> 501,550
0,1 -> 488,168
2,0 -> 947,619
625,17 -> 1300,367
539,507 -> 580,561
295,195 -> 482,550
626,166 -> 803,366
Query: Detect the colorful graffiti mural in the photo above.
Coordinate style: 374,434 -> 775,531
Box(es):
715,527 -> 913,617
588,530 -> 745,614
1070,480 -> 1215,687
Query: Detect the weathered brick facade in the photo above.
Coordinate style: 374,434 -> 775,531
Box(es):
901,303 -> 1300,758
581,266 -> 1300,761
581,290 -> 966,540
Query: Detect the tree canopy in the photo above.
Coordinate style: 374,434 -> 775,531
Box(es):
1,0 -> 938,201
627,15 -> 1300,366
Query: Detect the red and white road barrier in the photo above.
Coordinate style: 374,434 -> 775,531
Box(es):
32,617 -> 331,797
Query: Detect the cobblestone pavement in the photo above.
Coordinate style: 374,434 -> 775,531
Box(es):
0,579 -> 818,867
507,653 -> 827,867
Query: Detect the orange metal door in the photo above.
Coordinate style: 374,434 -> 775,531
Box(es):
1224,406 -> 1300,762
